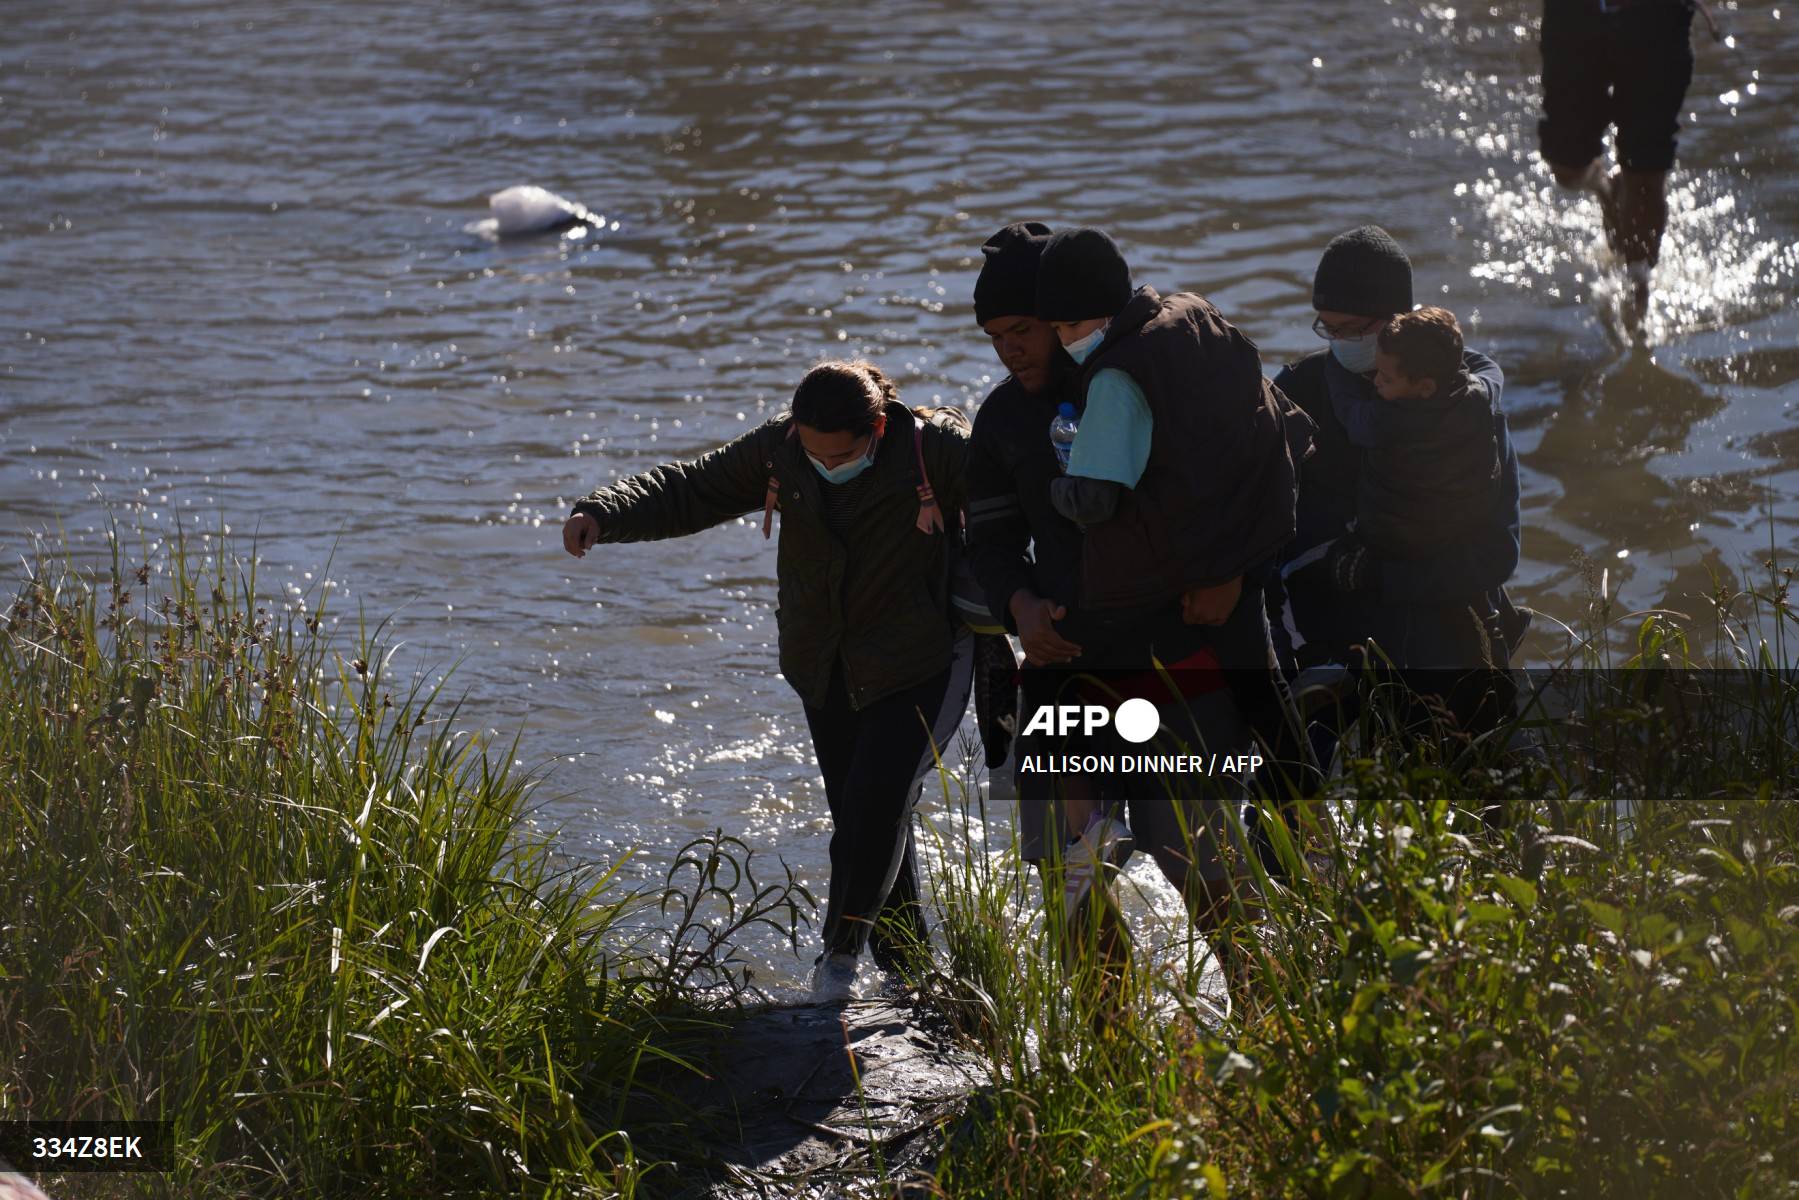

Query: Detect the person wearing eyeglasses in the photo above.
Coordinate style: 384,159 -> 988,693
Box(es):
1270,227 -> 1526,721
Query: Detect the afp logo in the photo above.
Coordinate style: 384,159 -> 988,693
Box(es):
1019,698 -> 1160,744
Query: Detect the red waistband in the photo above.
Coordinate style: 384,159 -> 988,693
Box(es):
1068,646 -> 1228,705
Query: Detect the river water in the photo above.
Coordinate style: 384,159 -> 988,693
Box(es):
4,1 -> 1796,989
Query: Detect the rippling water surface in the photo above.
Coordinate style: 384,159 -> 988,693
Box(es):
5,0 -> 1796,988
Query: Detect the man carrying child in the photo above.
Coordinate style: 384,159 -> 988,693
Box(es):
1030,227 -> 1314,961
1273,225 -> 1524,743
1320,306 -> 1505,587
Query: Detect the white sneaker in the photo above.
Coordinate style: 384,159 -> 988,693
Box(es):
810,952 -> 860,1003
1063,815 -> 1135,922
1088,814 -> 1134,868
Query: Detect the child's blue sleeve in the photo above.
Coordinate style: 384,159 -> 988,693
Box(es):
1463,349 -> 1505,409
1067,368 -> 1153,487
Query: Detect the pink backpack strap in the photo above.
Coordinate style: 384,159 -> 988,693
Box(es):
761,425 -> 799,540
911,411 -> 945,535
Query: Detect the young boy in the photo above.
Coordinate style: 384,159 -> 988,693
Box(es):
1317,306 -> 1503,587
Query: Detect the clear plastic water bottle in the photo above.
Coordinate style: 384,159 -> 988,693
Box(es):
1049,402 -> 1079,473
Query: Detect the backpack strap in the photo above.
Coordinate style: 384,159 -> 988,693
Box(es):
911,411 -> 945,535
761,425 -> 799,540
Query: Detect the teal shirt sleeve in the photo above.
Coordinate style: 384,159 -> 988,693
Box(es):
1067,368 -> 1152,488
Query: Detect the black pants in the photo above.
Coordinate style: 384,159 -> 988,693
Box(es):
1539,0 -> 1694,173
802,664 -> 954,970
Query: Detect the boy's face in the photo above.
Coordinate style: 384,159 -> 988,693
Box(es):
1373,350 -> 1437,402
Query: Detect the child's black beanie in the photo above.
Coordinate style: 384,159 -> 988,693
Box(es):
1036,228 -> 1133,323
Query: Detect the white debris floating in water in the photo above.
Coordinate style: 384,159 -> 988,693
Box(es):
469,185 -> 603,238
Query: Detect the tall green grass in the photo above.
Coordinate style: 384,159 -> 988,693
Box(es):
920,563 -> 1799,1198
0,530 -> 806,1197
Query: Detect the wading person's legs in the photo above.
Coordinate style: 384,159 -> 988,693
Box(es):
869,633 -> 976,977
1016,656 -> 1136,976
869,820 -> 927,974
1539,0 -> 1694,307
1020,611 -> 1152,923
1539,4 -> 1614,195
1133,781 -> 1242,935
1165,579 -> 1318,871
1607,0 -> 1694,278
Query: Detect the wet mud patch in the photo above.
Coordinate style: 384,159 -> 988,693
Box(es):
663,998 -> 982,1198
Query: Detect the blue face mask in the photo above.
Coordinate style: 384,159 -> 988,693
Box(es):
809,437 -> 877,485
1330,331 -> 1380,374
1063,322 -> 1108,365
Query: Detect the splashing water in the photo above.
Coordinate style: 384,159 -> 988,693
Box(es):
1466,164 -> 1799,343
1644,185 -> 1799,337
1408,2 -> 1796,344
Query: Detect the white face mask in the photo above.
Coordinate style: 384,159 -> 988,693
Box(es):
1064,323 -> 1108,365
808,436 -> 877,485
1330,331 -> 1380,374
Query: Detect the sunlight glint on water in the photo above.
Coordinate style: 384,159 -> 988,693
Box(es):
3,0 -> 1795,990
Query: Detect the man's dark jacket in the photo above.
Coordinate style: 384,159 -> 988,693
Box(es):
572,400 -> 969,711
1074,287 -> 1312,610
965,370 -> 1085,627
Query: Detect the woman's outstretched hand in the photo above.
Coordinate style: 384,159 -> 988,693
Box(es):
562,513 -> 600,557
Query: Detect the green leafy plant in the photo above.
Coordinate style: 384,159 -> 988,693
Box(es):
0,526 -> 809,1198
921,558 -> 1799,1198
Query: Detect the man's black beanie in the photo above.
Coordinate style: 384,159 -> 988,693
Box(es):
1312,225 -> 1413,316
973,221 -> 1053,325
1036,227 -> 1133,323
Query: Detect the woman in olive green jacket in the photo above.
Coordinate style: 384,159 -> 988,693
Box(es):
562,360 -> 972,1001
